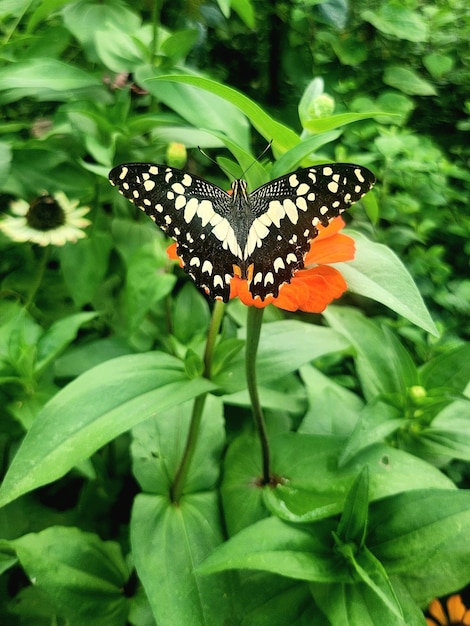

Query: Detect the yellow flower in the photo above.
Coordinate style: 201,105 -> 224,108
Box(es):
0,192 -> 91,246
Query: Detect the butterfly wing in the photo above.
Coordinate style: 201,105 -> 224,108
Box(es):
109,163 -> 240,301
245,164 -> 375,299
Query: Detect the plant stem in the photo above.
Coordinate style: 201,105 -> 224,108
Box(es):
245,306 -> 271,484
25,245 -> 50,311
170,300 -> 225,503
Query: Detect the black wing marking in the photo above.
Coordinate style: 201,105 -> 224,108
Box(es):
109,162 -> 376,302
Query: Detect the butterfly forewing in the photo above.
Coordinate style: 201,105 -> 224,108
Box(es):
109,161 -> 375,302
244,164 -> 376,298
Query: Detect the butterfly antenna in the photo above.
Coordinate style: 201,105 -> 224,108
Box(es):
197,140 -> 273,180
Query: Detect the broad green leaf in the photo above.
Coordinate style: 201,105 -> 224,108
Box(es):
131,492 -> 236,625
362,6 -> 428,43
417,399 -> 470,462
172,283 -> 210,345
383,66 -> 437,96
324,307 -> 419,401
338,402 -> 403,467
311,578 -> 409,626
0,353 -> 215,507
13,526 -> 129,625
263,434 -> 453,523
198,515 -> 348,583
137,68 -> 251,151
269,130 -> 342,179
368,490 -> 470,575
0,59 -> 103,104
213,320 -> 350,394
334,232 -> 438,335
299,364 -> 364,436
151,74 -> 300,153
303,111 -> 384,134
131,395 -> 225,494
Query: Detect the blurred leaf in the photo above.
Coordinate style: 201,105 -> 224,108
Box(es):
138,68 -> 252,151
152,73 -> 300,153
383,66 -> 437,96
419,344 -> 470,393
423,53 -> 454,79
362,6 -> 428,42
303,111 -> 383,134
0,59 -> 103,104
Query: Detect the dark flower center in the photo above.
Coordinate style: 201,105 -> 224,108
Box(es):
26,195 -> 66,231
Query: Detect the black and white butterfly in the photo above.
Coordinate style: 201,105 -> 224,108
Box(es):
109,162 -> 375,302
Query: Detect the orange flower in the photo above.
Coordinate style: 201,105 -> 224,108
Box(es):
426,595 -> 470,626
167,216 -> 354,312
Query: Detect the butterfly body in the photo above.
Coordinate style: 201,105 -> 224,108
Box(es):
109,162 -> 375,302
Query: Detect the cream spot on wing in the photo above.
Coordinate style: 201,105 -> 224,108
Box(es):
197,200 -> 215,226
119,167 -> 128,179
202,260 -> 213,275
149,166 -> 158,175
323,166 -> 333,176
184,197 -> 199,223
274,257 -> 285,272
283,198 -> 299,224
296,183 -> 310,196
171,182 -> 185,194
355,168 -> 365,183
267,200 -> 286,228
175,195 -> 186,210
327,181 -> 339,193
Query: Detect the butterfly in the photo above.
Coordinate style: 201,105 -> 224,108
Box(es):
109,161 -> 375,302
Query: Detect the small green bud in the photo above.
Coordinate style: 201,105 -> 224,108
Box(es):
166,142 -> 187,169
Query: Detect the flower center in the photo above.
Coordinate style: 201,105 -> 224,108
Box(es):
26,195 -> 66,231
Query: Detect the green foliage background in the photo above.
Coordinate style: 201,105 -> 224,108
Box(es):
0,0 -> 469,624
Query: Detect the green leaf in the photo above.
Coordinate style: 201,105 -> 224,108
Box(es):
423,53 -> 454,79
263,434 -> 453,523
172,283 -> 210,345
213,320 -> 350,394
0,353 -> 216,506
336,467 -> 369,547
419,344 -> 470,392
368,490 -> 470,577
151,74 -> 300,153
0,59 -> 103,104
131,395 -> 225,494
299,364 -> 364,436
362,6 -> 428,43
269,130 -> 342,179
131,492 -> 236,624
231,0 -> 255,29
125,244 -> 176,332
137,68 -> 251,151
199,515 -> 348,583
335,232 -> 438,335
303,111 -> 384,134
323,307 -> 419,401
13,526 -> 129,625
59,231 -> 113,307
35,312 -> 97,375
0,140 -> 12,188
383,66 -> 437,96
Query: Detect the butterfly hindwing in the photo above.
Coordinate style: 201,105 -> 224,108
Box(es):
109,162 -> 376,302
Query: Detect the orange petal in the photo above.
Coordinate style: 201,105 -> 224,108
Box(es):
316,216 -> 345,240
447,595 -> 466,622
166,242 -> 184,267
229,276 -> 273,308
305,232 -> 355,265
273,266 -> 347,313
427,598 -> 447,625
